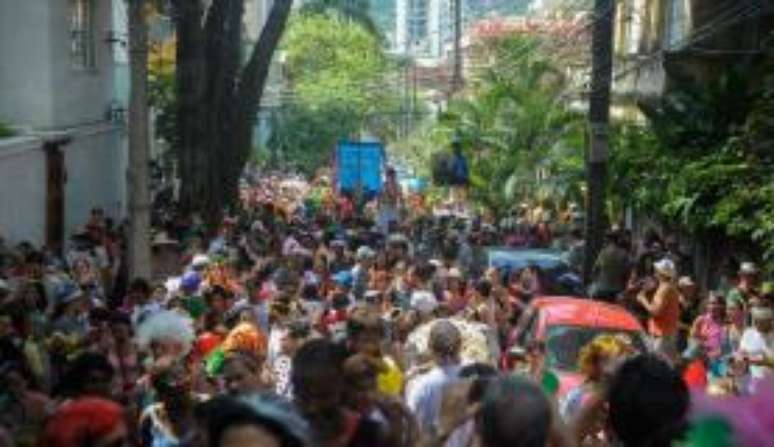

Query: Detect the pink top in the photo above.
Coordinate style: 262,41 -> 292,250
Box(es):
693,314 -> 726,360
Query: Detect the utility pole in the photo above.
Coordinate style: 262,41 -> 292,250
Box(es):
127,0 -> 152,280
451,0 -> 462,93
404,59 -> 411,137
583,0 -> 615,286
412,58 -> 418,119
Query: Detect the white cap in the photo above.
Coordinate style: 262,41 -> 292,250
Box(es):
191,254 -> 210,269
152,231 -> 178,246
678,276 -> 695,287
654,258 -> 677,278
739,262 -> 759,275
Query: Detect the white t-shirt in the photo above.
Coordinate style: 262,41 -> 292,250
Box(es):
93,245 -> 110,269
282,237 -> 301,257
405,365 -> 470,447
267,326 -> 286,366
410,290 -> 438,316
740,327 -> 773,379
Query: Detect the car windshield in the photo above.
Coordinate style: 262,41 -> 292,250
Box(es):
545,325 -> 647,372
487,248 -> 583,296
535,265 -> 581,296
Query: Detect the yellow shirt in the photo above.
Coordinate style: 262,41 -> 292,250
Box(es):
377,356 -> 404,397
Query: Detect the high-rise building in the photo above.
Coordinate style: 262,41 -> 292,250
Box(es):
396,0 -> 456,59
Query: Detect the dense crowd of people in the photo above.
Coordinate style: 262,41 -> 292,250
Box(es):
0,171 -> 772,447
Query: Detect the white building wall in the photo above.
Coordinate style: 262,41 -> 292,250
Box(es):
0,1 -> 55,128
428,0 -> 442,58
0,0 -> 117,129
396,0 -> 408,53
63,125 -> 125,235
245,0 -> 275,41
396,0 -> 454,59
0,138 -> 47,245
0,0 -> 128,246
0,129 -> 124,247
49,0 -> 117,129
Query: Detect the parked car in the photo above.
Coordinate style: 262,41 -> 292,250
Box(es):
507,296 -> 648,396
487,247 -> 583,296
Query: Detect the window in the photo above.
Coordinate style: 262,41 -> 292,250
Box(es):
545,325 -> 648,371
70,0 -> 96,69
408,0 -> 428,40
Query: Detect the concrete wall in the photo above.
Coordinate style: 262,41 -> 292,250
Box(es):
0,0 -> 116,130
245,0 -> 274,42
63,125 -> 125,235
0,126 -> 124,247
0,1 -> 127,246
396,0 -> 408,53
0,137 -> 47,245
0,1 -> 54,128
49,0 -> 116,129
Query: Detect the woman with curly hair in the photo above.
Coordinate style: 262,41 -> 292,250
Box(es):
559,334 -> 633,422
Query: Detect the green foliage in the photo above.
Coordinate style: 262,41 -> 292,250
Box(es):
429,35 -> 584,213
0,122 -> 14,138
149,71 -> 178,149
390,123 -> 447,177
299,0 -> 381,39
638,64 -> 753,154
609,63 -> 774,266
268,103 -> 360,174
283,14 -> 391,109
608,124 -> 672,215
269,14 -> 400,174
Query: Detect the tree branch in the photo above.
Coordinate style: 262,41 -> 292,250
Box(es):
232,0 -> 294,161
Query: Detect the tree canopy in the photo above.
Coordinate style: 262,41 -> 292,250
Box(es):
267,14 -> 401,173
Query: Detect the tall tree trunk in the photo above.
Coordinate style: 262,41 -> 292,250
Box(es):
204,0 -> 244,220
173,0 -> 206,214
174,0 -> 294,223
229,0 -> 294,195
127,0 -> 152,280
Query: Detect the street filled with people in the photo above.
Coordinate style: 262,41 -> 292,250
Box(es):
0,171 -> 772,447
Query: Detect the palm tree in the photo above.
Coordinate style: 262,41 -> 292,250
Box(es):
439,40 -> 582,212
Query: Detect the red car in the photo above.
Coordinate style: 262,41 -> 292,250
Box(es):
507,296 -> 648,397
